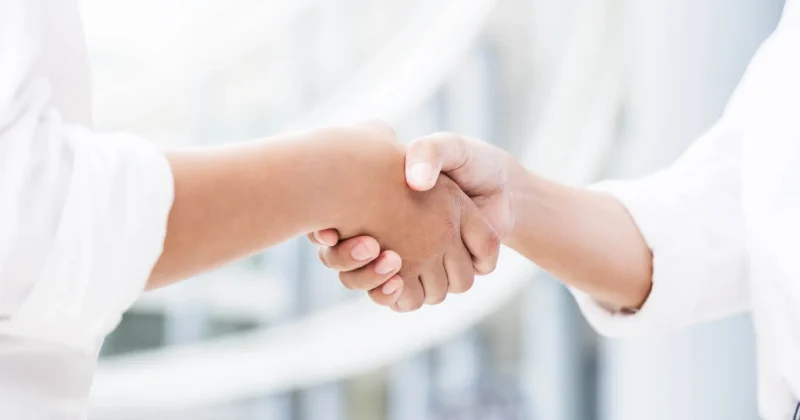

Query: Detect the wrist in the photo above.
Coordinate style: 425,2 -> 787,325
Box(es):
296,125 -> 407,232
235,126 -> 369,232
504,158 -> 545,249
293,126 -> 375,230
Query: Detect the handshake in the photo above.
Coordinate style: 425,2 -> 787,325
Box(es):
157,118 -> 647,316
303,121 -> 519,312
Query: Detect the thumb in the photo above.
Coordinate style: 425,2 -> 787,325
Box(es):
405,133 -> 469,191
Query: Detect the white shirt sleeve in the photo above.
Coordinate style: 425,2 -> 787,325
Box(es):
0,1 -> 174,353
571,116 -> 749,337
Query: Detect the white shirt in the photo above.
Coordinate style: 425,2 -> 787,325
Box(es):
573,1 -> 800,419
3,1 -> 800,419
0,0 -> 174,418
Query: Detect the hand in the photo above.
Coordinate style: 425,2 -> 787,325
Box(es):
404,132 -> 516,239
312,132 -> 514,310
317,123 -> 501,312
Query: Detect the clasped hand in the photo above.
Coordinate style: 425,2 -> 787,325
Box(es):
308,122 -> 515,312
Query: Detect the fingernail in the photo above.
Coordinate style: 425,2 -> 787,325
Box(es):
351,243 -> 373,261
313,231 -> 326,245
375,258 -> 397,275
382,280 -> 400,295
408,163 -> 434,186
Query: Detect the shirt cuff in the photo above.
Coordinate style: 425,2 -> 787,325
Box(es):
569,178 -> 706,338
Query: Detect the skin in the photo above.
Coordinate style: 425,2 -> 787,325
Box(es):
148,123 -> 500,313
313,133 -> 653,312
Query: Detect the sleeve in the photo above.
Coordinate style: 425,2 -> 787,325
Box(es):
571,117 -> 750,337
0,1 -> 174,353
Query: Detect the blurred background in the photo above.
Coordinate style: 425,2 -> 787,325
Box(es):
80,0 -> 786,419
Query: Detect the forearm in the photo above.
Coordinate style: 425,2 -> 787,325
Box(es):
505,164 -> 653,310
148,127 -> 364,289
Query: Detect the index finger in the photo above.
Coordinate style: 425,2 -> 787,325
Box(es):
460,196 -> 501,275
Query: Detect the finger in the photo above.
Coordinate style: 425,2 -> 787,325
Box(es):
394,276 -> 425,312
444,243 -> 476,294
367,275 -> 404,307
420,259 -> 449,305
318,236 -> 381,271
405,132 -> 470,191
307,229 -> 340,247
460,200 -> 502,275
339,250 -> 402,290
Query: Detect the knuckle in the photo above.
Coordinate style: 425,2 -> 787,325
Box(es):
409,135 -> 441,161
364,119 -> 396,139
471,229 -> 502,275
440,131 -> 463,145
407,136 -> 426,150
434,132 -> 468,164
